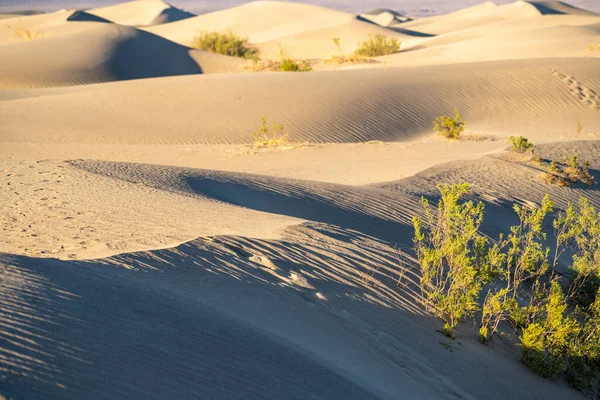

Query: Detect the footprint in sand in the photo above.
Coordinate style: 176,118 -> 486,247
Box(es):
550,68 -> 600,110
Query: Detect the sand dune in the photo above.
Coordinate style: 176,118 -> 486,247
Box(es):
360,8 -> 413,27
2,1 -> 600,399
2,141 -> 596,398
0,23 -> 245,88
88,0 -> 195,26
145,1 -> 410,59
1,57 -> 598,142
401,0 -> 596,35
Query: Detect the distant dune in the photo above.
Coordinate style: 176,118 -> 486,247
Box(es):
88,0 -> 195,26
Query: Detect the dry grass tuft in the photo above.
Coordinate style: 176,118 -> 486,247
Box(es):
252,117 -> 290,149
10,22 -> 45,41
355,34 -> 400,57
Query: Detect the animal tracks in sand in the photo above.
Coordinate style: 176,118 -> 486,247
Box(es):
551,68 -> 600,110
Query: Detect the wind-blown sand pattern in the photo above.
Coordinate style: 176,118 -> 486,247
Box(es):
1,0 -> 600,399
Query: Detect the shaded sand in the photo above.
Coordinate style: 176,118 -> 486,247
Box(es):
1,58 -> 598,139
2,1 -> 600,399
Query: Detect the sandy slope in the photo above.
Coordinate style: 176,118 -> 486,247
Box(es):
1,57 -> 598,141
2,141 -> 597,398
0,23 -> 245,88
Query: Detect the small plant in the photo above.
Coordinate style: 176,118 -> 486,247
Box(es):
191,30 -> 259,61
355,34 -> 400,57
324,37 -> 373,65
576,117 -> 583,137
581,160 -> 595,186
10,22 -> 45,41
543,155 -> 596,187
252,117 -> 290,149
509,136 -> 534,153
543,161 -> 569,187
565,155 -> 582,183
276,44 -> 312,72
333,37 -> 342,54
433,109 -> 465,140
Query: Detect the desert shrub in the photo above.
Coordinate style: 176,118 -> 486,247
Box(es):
191,30 -> 259,61
566,290 -> 600,392
433,109 -> 465,140
354,34 -> 400,57
409,183 -> 600,390
279,58 -> 312,72
509,136 -> 534,153
479,196 -> 554,342
413,183 -> 494,337
520,281 -> 579,379
582,161 -> 595,185
252,117 -> 289,148
541,155 -> 594,187
543,161 -> 568,187
564,155 -> 595,186
554,198 -> 600,305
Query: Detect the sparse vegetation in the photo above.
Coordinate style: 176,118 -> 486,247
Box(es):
191,30 -> 259,61
354,34 -> 400,57
325,38 -> 374,65
542,155 -> 594,187
509,136 -> 534,153
433,109 -> 465,140
252,117 -> 290,149
411,184 -> 600,393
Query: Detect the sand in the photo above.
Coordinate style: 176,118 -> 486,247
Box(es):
1,0 -> 599,399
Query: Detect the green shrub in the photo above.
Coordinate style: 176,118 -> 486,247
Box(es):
354,34 -> 400,57
191,30 -> 259,61
433,109 -> 465,140
554,198 -> 600,305
280,58 -> 312,72
509,136 -> 534,153
413,183 -> 488,336
520,281 -> 579,379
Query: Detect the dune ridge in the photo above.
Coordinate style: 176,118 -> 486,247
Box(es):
88,0 -> 195,26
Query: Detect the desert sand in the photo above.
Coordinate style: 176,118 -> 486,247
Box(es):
1,0 -> 599,399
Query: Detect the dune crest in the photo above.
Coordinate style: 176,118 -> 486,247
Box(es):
88,0 -> 195,26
